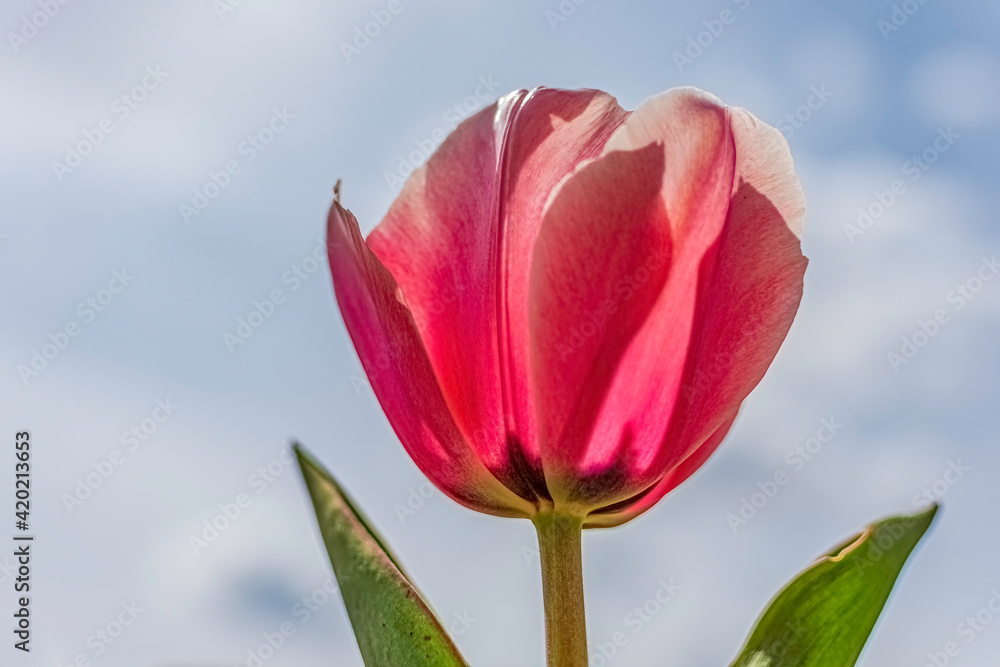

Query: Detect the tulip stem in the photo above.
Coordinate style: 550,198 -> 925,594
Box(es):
533,512 -> 587,667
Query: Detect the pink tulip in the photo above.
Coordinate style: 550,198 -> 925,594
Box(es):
327,86 -> 807,528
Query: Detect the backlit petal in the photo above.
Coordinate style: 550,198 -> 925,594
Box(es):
327,201 -> 535,517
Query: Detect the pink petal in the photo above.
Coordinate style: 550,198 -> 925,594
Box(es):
584,411 -> 738,528
530,88 -> 736,510
326,201 -> 534,518
366,88 -> 628,503
652,106 -> 807,479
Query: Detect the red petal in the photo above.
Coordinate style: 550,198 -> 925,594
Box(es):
326,201 -> 534,518
530,89 -> 735,510
652,107 -> 807,479
366,88 -> 628,503
584,412 -> 738,528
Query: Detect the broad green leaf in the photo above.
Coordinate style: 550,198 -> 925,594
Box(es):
731,504 -> 938,667
294,444 -> 469,667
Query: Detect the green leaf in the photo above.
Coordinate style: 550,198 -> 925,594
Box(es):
731,504 -> 939,667
294,444 -> 470,667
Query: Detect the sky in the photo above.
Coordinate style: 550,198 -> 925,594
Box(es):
1,0 -> 999,665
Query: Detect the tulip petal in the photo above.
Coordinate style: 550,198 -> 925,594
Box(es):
727,108 -> 806,239
367,88 -> 628,504
653,108 -> 807,478
532,89 -> 807,514
583,411 -> 738,528
531,88 -> 736,510
528,144 -> 673,509
327,201 -> 534,518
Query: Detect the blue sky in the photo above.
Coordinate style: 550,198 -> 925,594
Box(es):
1,1 -> 999,665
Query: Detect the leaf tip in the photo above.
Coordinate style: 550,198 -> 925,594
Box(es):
908,501 -> 941,533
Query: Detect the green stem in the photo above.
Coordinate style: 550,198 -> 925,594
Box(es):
533,512 -> 587,667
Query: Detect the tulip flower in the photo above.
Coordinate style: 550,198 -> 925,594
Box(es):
327,86 -> 806,666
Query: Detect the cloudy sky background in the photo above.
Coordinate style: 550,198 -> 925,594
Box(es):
1,0 -> 999,665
